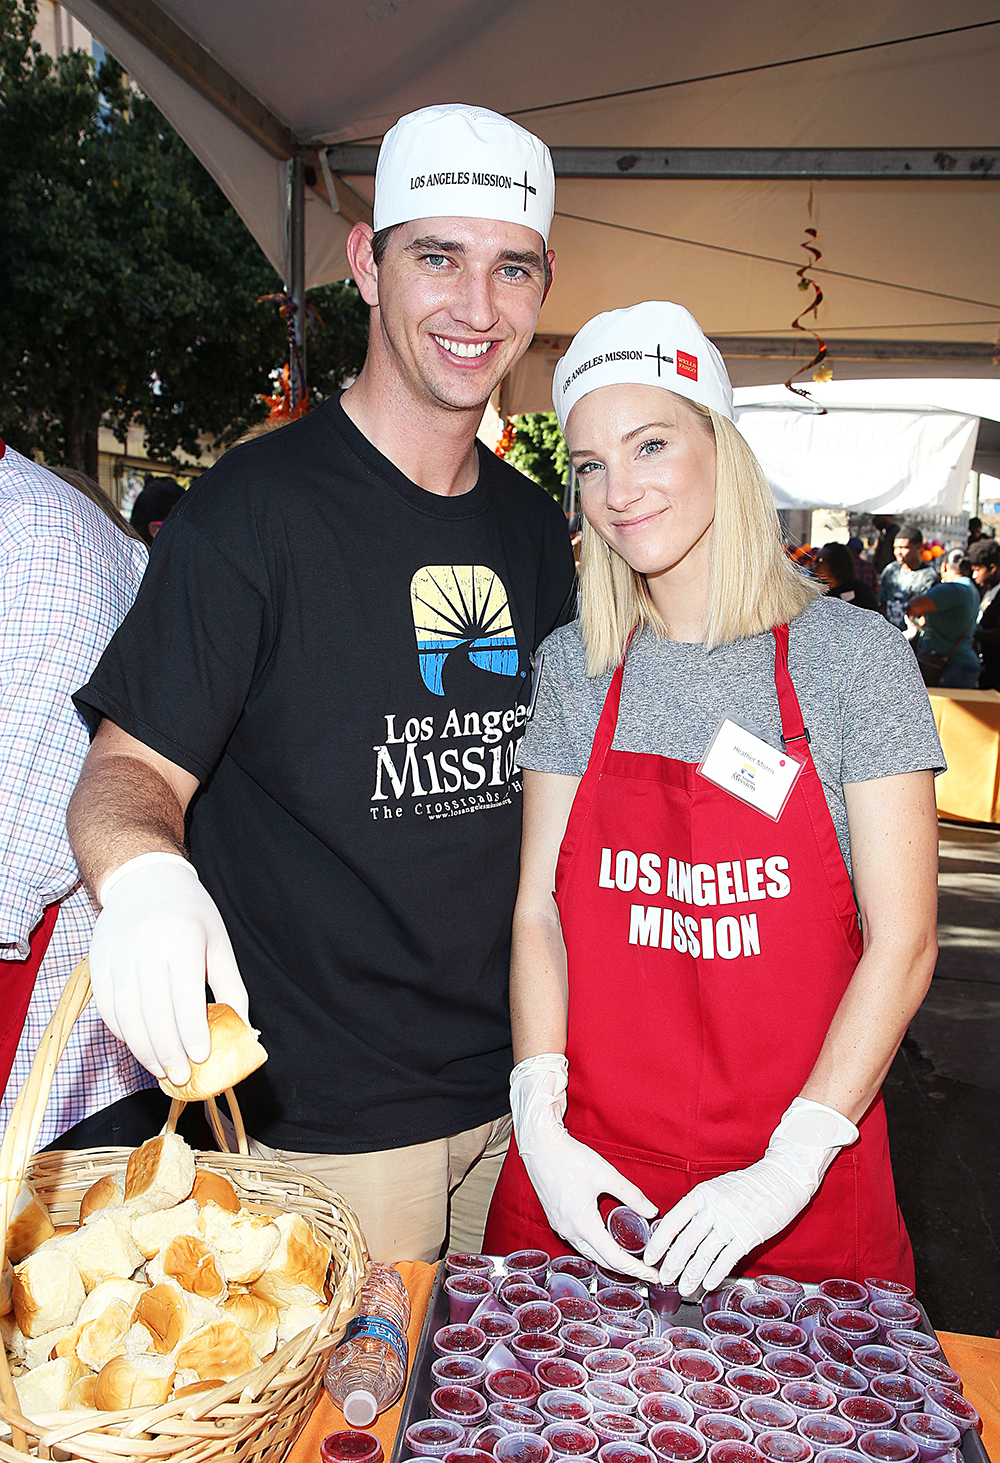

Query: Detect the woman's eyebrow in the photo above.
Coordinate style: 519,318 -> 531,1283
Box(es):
622,421 -> 672,442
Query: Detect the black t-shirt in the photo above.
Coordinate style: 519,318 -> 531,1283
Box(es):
75,394 -> 576,1152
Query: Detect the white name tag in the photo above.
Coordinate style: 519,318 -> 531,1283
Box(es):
697,718 -> 803,821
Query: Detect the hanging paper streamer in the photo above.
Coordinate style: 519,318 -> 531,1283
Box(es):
784,222 -> 829,406
258,291 -> 323,420
495,420 -> 517,458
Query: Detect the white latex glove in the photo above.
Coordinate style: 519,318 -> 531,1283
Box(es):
89,851 -> 249,1086
644,1097 -> 860,1297
511,1053 -> 660,1282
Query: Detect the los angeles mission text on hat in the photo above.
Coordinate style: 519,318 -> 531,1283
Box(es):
597,846 -> 792,961
562,350 -> 644,391
410,171 -> 514,189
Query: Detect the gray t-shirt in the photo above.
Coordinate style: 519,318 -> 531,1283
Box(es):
520,595 -> 944,875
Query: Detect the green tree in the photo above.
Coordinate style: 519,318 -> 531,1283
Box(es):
506,412 -> 569,504
0,0 -> 368,473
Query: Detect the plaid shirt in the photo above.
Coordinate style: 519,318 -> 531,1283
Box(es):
0,441 -> 156,1147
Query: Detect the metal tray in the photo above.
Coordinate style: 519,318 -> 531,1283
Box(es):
390,1264 -> 991,1463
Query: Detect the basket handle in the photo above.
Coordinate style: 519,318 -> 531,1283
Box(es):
166,1088 -> 250,1157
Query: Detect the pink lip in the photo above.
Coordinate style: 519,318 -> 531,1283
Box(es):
429,335 -> 502,369
614,509 -> 665,534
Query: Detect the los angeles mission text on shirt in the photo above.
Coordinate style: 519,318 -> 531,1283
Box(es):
598,846 -> 792,960
370,704 -> 528,821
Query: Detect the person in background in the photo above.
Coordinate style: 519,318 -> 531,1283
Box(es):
879,526 -> 939,635
816,542 -> 878,610
872,515 -> 900,575
48,467 -> 143,542
970,538 -> 1000,690
847,536 -> 879,597
908,548 -> 982,689
0,441 -> 160,1147
129,476 -> 184,546
966,516 -> 983,549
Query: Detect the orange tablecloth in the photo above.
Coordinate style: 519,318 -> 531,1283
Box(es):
287,1268 -> 999,1463
287,1262 -> 438,1463
929,687 -> 1000,823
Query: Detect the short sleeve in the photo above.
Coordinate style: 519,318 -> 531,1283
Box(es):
839,615 -> 945,784
518,626 -> 602,775
73,514 -> 267,782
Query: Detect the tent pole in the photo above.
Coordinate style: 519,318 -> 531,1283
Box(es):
289,155 -> 306,409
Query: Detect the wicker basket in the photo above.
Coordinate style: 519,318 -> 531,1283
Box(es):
0,960 -> 370,1463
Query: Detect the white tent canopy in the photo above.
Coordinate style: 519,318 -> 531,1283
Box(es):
734,404 -> 979,513
62,0 -> 1000,404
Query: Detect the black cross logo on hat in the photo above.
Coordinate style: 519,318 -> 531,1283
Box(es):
514,171 -> 537,211
644,344 -> 674,376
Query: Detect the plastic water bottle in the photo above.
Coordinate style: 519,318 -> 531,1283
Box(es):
325,1264 -> 410,1426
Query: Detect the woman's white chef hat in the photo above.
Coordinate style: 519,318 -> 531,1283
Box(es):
373,104 -> 555,243
553,300 -> 734,434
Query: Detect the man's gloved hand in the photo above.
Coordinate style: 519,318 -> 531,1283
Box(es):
511,1053 -> 660,1282
644,1097 -> 860,1297
89,851 -> 249,1086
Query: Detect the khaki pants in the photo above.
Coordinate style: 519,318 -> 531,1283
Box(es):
244,1115 -> 512,1264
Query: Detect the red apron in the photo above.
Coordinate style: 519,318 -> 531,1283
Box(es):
486,626 -> 913,1285
0,902 -> 59,1097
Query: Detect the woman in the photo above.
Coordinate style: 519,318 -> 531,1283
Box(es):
816,541 -> 878,610
484,302 -> 941,1293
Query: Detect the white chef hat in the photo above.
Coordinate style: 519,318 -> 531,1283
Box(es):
373,103 -> 555,243
553,300 -> 734,434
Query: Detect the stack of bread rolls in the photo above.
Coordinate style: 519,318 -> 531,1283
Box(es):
1,1010 -> 336,1420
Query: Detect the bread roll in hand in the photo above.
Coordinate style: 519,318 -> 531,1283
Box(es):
157,1005 -> 267,1101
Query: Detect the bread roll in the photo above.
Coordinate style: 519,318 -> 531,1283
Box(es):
0,1261 -> 13,1318
13,1245 -> 85,1336
14,1356 -> 87,1417
157,1005 -> 267,1101
6,1180 -> 55,1265
74,1298 -> 134,1371
174,1320 -> 258,1381
275,1301 -> 327,1346
191,1171 -> 240,1212
1,1312 -> 26,1362
252,1213 -> 330,1307
57,1212 -> 144,1291
68,1373 -> 98,1410
133,1284 -> 191,1354
80,1172 -> 125,1222
94,1351 -> 175,1410
173,1377 -> 224,1399
222,1292 -> 277,1358
130,1199 -> 201,1260
77,1277 -> 146,1325
147,1235 -> 226,1302
197,1203 -> 278,1285
23,1326 -> 71,1369
125,1131 -> 195,1216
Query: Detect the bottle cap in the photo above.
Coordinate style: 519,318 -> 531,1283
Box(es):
343,1387 -> 379,1427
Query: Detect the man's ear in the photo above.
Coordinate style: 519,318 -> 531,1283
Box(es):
347,222 -> 379,307
541,248 -> 556,306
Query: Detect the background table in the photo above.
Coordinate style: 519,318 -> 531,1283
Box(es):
929,688 -> 1000,824
286,1263 -> 999,1463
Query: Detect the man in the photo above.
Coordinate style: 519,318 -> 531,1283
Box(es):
0,442 -> 158,1146
871,515 -> 900,575
879,525 -> 939,634
970,537 -> 1000,689
967,516 -> 984,549
847,535 -> 878,597
909,547 -> 981,688
68,105 -> 576,1261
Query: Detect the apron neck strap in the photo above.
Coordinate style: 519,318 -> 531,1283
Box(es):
588,627 -> 635,769
772,623 -> 810,750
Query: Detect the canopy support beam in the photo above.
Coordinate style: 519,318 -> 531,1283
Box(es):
323,144 -> 1000,181
288,157 -> 307,408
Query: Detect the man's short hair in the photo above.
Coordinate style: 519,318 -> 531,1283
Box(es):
896,525 -> 923,545
370,222 -> 552,290
968,537 -> 1000,567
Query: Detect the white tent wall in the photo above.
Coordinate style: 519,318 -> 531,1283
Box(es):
61,0 -> 1000,375
733,406 -> 979,514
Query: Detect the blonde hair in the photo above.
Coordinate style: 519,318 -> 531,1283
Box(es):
578,401 -> 819,676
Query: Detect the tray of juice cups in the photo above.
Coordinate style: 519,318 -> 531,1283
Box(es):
639,1394 -> 697,1429
754,1431 -> 814,1463
541,1420 -> 600,1458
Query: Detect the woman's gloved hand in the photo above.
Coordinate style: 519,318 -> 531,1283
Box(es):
644,1097 -> 860,1296
511,1053 -> 660,1281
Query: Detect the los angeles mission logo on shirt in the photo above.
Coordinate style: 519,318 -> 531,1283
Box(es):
598,847 -> 792,961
